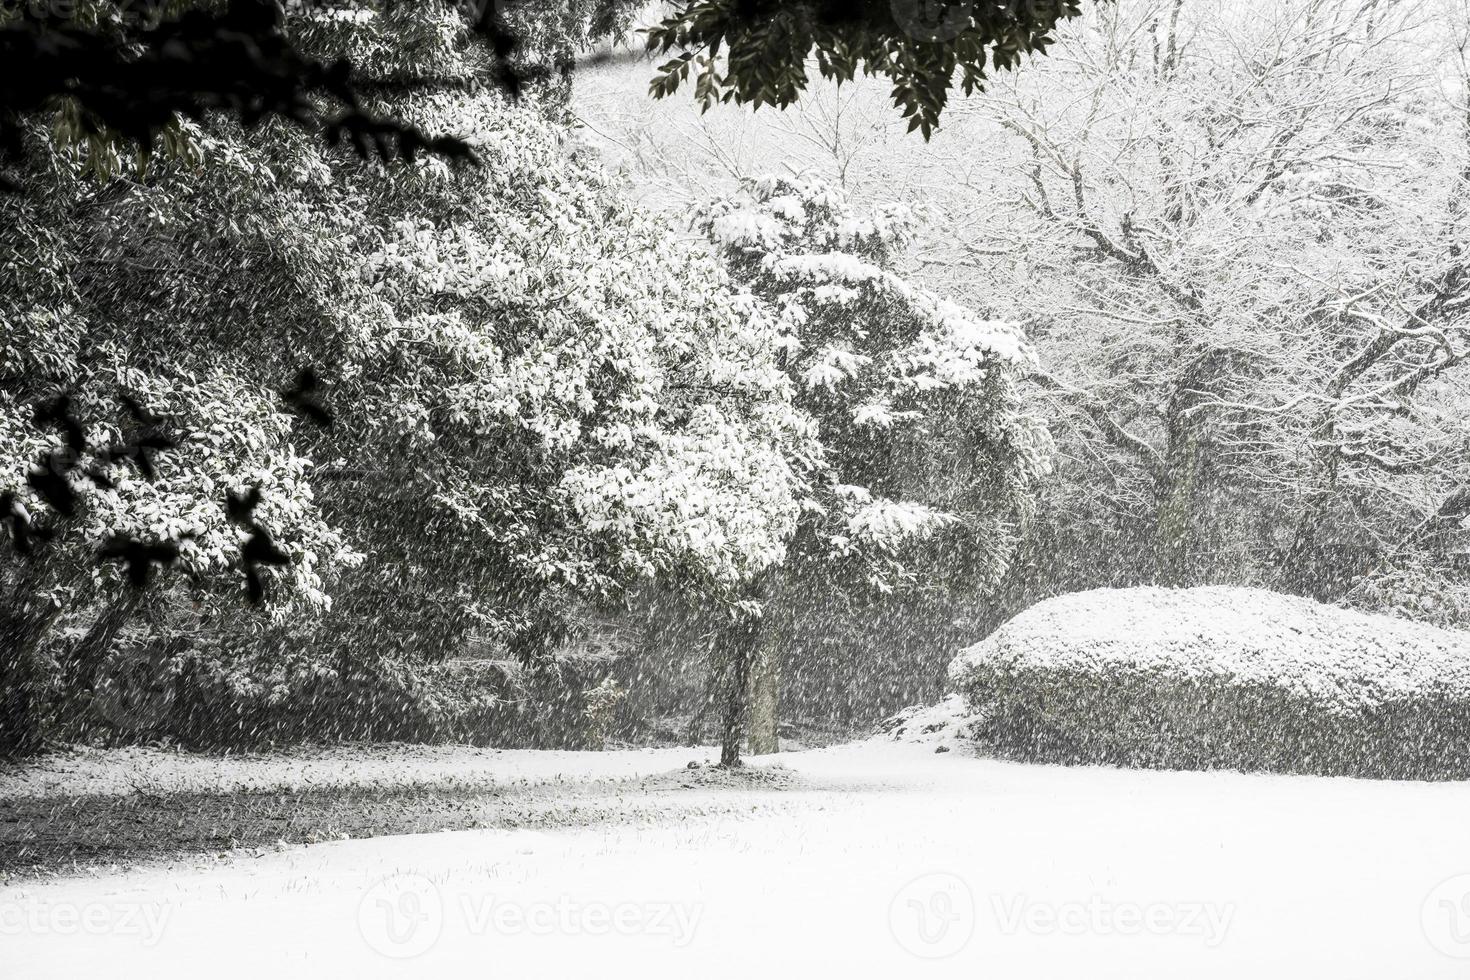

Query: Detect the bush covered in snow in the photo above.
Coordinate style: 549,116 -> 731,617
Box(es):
947,586 -> 1470,779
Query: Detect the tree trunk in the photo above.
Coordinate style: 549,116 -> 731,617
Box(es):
714,611 -> 759,767
0,599 -> 59,758
1153,423 -> 1207,586
746,639 -> 780,756
0,632 -> 41,757
745,572 -> 783,756
1278,499 -> 1327,597
1278,446 -> 1342,599
61,591 -> 143,700
1153,347 -> 1243,586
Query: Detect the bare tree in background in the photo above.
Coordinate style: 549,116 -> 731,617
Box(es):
931,0 -> 1470,615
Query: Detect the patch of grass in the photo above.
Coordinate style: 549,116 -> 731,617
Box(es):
0,765 -> 813,879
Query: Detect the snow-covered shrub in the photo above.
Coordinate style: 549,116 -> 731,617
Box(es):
948,586 -> 1470,779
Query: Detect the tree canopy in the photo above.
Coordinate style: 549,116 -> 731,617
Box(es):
648,0 -> 1085,137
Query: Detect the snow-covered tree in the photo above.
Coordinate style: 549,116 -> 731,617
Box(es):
695,174 -> 1052,761
0,4 -> 809,754
925,0 -> 1470,615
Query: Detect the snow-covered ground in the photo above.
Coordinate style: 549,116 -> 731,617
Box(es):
0,742 -> 722,800
6,740 -> 1470,979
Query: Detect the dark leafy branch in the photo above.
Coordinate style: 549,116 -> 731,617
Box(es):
2,0 -> 1088,193
646,0 -> 1086,138
0,0 -> 526,189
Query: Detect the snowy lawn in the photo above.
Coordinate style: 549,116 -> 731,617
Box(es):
5,740 -> 1470,979
0,742 -> 720,801
0,743 -> 758,870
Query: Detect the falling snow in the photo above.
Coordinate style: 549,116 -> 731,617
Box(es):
6,0 -> 1470,976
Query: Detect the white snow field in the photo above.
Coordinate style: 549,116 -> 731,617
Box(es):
6,739 -> 1470,980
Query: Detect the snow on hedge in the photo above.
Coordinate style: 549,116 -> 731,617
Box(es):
945,586 -> 1470,778
951,586 -> 1470,711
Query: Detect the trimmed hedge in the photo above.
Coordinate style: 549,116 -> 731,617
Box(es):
948,586 -> 1470,779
